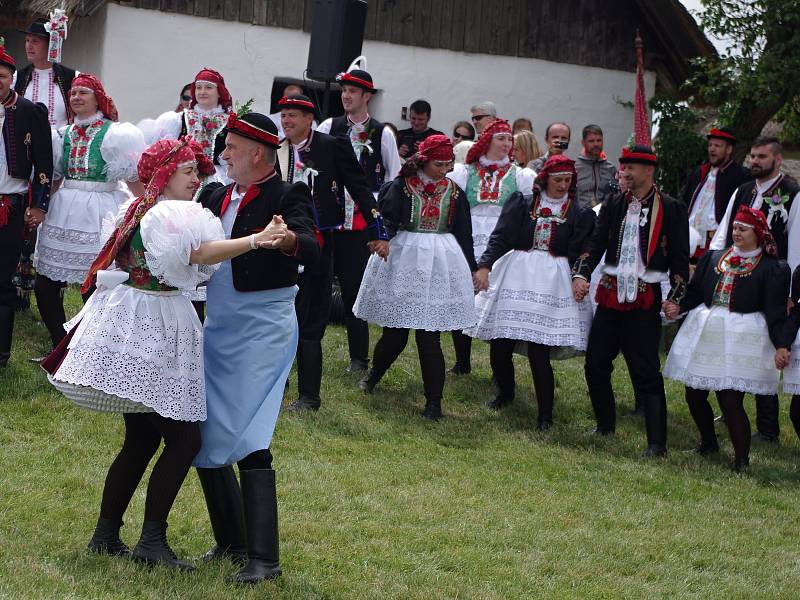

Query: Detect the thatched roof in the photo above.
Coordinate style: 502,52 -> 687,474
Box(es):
18,0 -> 106,17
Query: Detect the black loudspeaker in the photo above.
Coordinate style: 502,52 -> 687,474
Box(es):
306,0 -> 368,81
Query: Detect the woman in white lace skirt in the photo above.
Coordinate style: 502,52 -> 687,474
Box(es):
353,135 -> 477,419
663,206 -> 790,471
469,155 -> 595,429
44,138 -> 289,569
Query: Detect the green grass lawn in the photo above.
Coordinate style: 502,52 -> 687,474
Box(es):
1,289 -> 800,599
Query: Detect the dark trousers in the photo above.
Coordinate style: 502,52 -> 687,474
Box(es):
754,394 -> 780,440
584,304 -> 667,447
372,327 -> 445,401
332,229 -> 371,364
100,413 -> 201,523
0,194 -> 25,362
451,330 -> 472,369
34,274 -> 94,347
490,338 -> 555,422
686,387 -> 750,463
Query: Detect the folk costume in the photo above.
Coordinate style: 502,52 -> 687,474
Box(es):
664,207 -> 790,470
467,156 -> 595,428
354,135 -> 477,420
709,166 -> 800,441
781,266 -> 800,441
141,68 -> 233,187
446,119 -> 535,374
34,74 -> 145,348
276,94 -> 388,411
43,138 -> 223,569
316,70 -> 401,376
572,145 -> 689,456
682,128 -> 752,261
194,112 -> 319,584
0,43 -> 54,366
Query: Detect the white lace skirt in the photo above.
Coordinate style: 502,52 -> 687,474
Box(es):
466,250 -> 592,352
471,204 -> 502,263
353,231 -> 477,331
49,284 -> 206,421
35,180 -> 129,283
781,330 -> 800,394
663,304 -> 779,394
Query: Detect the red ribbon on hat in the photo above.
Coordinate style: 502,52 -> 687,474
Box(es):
335,72 -> 375,92
278,96 -> 315,110
226,113 -> 281,147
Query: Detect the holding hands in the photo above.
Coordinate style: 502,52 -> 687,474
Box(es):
662,300 -> 680,321
367,240 -> 390,261
572,277 -> 589,302
255,215 -> 296,252
775,348 -> 791,370
473,267 -> 490,292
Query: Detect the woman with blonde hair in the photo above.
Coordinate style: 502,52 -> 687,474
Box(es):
513,130 -> 543,168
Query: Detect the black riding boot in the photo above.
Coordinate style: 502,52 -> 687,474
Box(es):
289,340 -> 323,411
87,516 -> 130,556
230,469 -> 281,584
642,394 -> 668,457
0,306 -> 13,367
754,394 -> 780,442
197,466 -> 247,564
132,521 -> 194,571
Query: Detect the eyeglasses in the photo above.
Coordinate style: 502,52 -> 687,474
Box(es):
472,114 -> 490,122
453,131 -> 472,140
181,95 -> 192,101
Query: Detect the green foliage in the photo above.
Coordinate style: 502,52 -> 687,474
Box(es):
651,96 -> 707,197
234,98 -> 256,117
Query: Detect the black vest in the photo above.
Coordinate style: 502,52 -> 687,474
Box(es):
14,63 -> 76,123
724,175 -> 800,260
329,116 -> 386,193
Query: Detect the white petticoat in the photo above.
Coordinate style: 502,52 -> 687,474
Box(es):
466,249 -> 592,351
49,284 -> 207,421
35,179 -> 130,283
781,330 -> 800,394
471,203 -> 502,263
353,231 -> 477,331
663,304 -> 779,394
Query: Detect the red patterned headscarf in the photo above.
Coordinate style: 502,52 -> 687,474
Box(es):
534,155 -> 577,195
465,119 -> 513,165
81,137 -> 213,293
191,68 -> 233,111
732,206 -> 777,257
70,74 -> 118,121
417,134 -> 454,162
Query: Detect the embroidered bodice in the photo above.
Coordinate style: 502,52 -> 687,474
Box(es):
532,193 -> 569,251
401,173 -> 455,234
712,247 -> 762,308
183,106 -> 227,161
466,156 -> 518,208
63,113 -> 111,181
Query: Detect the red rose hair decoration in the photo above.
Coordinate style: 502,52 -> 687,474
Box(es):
465,119 -> 513,165
732,206 -> 777,257
71,73 -> 118,121
191,68 -> 233,111
82,137 -> 211,294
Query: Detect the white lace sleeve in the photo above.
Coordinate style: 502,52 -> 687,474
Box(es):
52,126 -> 67,179
515,166 -> 536,197
100,122 -> 147,182
138,110 -> 183,145
447,162 -> 468,190
140,200 -> 226,290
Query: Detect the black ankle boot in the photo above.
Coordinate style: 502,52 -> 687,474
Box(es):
87,517 -> 130,556
197,466 -> 247,564
642,394 -> 668,456
536,417 -> 553,432
485,395 -> 512,410
230,469 -> 281,584
422,397 -> 442,420
358,369 -> 382,394
0,306 -> 14,368
734,456 -> 750,473
288,340 -> 323,411
132,521 -> 194,571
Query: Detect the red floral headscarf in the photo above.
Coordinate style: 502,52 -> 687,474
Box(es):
732,206 -> 778,257
70,73 -> 118,121
534,154 -> 577,197
81,137 -> 213,293
191,68 -> 233,111
417,134 -> 454,162
465,119 -> 513,165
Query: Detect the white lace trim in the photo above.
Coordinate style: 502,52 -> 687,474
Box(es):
479,155 -> 510,168
73,111 -> 104,127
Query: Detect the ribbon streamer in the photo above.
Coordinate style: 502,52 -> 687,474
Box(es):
44,9 -> 68,64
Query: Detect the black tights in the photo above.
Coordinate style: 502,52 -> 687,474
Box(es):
372,327 -> 444,400
100,413 -> 201,523
490,339 -> 554,421
685,387 -> 750,463
34,275 -> 93,347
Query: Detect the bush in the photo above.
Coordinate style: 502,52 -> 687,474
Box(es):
651,96 -> 707,197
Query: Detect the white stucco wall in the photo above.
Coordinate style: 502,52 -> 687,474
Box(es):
54,3 -> 656,157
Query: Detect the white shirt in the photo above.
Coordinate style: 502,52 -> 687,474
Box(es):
23,67 -> 69,129
221,186 -> 244,238
0,104 -> 32,195
710,172 -> 800,270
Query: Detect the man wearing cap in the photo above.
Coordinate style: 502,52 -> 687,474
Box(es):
710,135 -> 800,443
0,40 -> 53,367
572,145 -> 689,457
316,69 -> 401,379
276,93 -> 388,411
194,112 -> 319,584
682,127 -> 752,261
14,17 -> 77,129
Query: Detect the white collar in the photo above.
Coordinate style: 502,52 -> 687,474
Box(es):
417,170 -> 444,185
756,173 -> 782,193
190,104 -> 224,116
348,113 -> 370,127
73,111 -> 104,127
732,246 -> 762,258
291,130 -> 313,152
479,155 -> 510,168
541,191 -> 568,205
